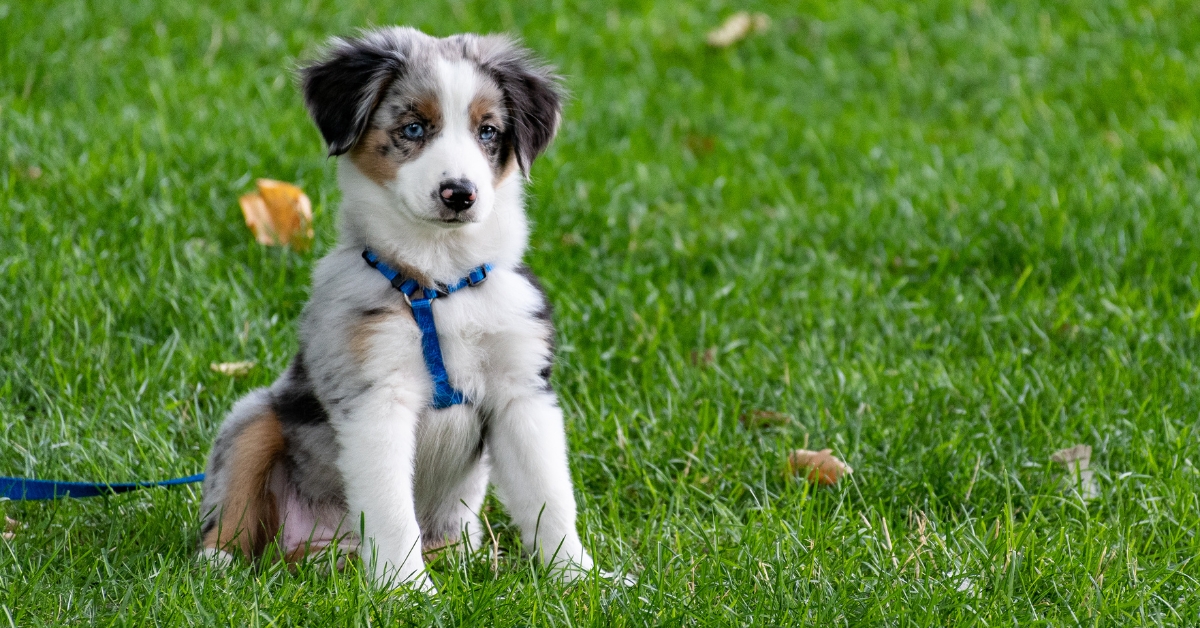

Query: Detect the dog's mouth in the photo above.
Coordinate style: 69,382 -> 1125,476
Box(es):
430,213 -> 477,226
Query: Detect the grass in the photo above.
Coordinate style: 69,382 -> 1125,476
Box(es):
3,0 -> 1200,624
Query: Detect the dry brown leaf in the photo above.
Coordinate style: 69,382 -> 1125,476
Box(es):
689,347 -> 716,367
1051,444 -> 1099,500
685,134 -> 716,156
788,448 -> 853,486
740,409 -> 792,429
1050,444 -> 1091,465
210,361 -> 256,377
239,179 -> 314,251
3,516 -> 19,541
706,11 -> 771,48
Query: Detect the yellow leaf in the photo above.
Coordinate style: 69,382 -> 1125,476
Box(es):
239,179 -> 314,251
788,448 -> 853,486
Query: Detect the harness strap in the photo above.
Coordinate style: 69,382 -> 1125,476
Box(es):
0,473 -> 205,501
362,250 -> 491,409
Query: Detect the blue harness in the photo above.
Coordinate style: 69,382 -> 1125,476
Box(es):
362,249 -> 491,409
0,252 -> 490,501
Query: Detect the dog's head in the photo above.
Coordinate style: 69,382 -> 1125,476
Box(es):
300,28 -> 563,228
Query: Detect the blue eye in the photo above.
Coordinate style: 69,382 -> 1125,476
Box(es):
402,123 -> 425,140
479,125 -> 497,142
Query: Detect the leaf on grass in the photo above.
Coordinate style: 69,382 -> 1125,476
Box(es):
685,134 -> 716,156
239,179 -> 314,251
706,12 -> 771,48
788,448 -> 852,486
689,347 -> 715,367
1051,444 -> 1099,500
741,409 -> 792,429
3,516 -> 19,541
211,361 -> 255,377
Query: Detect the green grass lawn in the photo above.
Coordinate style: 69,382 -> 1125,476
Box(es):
3,0 -> 1200,624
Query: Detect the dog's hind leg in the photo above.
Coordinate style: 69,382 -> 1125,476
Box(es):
197,389 -> 286,563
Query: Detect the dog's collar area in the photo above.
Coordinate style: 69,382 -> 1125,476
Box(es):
362,250 -> 490,302
362,249 -> 491,409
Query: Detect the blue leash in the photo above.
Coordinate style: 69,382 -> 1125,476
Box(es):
0,473 -> 205,501
362,249 -> 491,409
2,251 -> 483,501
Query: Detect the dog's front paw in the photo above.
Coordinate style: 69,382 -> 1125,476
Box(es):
408,572 -> 437,595
553,563 -> 637,587
370,558 -> 437,595
599,569 -> 638,587
383,570 -> 437,595
196,547 -> 235,569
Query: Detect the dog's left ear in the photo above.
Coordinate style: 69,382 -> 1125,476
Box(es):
477,36 -> 565,177
300,31 -> 410,156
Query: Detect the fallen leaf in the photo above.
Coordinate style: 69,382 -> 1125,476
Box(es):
788,448 -> 852,486
741,409 -> 792,429
1051,444 -> 1099,500
3,516 -> 19,541
689,347 -> 715,367
211,361 -> 256,377
685,134 -> 716,156
239,179 -> 314,251
1049,444 -> 1090,465
706,11 -> 771,48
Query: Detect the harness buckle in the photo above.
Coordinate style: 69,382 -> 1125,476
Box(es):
467,265 -> 489,287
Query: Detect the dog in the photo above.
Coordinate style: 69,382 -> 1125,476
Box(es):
196,27 -> 603,592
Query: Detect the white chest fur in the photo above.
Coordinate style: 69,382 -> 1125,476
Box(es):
301,247 -> 553,414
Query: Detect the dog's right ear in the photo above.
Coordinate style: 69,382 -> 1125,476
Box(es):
300,34 -> 407,156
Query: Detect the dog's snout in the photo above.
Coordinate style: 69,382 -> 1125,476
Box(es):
438,179 -> 477,212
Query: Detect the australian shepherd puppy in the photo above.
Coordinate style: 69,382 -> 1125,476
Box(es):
196,27 -> 602,592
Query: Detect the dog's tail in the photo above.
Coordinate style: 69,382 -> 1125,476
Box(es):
199,397 -> 285,560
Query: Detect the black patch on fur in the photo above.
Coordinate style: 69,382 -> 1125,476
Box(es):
477,37 -> 565,175
300,34 -> 410,156
199,518 -> 215,537
516,264 -> 556,390
476,404 -> 494,459
272,353 -> 330,425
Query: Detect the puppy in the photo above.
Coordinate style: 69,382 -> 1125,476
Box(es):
197,27 -> 600,591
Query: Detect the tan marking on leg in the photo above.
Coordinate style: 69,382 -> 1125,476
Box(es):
200,411 -> 285,559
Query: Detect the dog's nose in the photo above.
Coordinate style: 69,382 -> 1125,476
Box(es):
438,180 -> 477,212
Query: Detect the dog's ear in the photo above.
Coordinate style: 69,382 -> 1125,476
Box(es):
299,32 -> 409,156
477,36 -> 565,176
